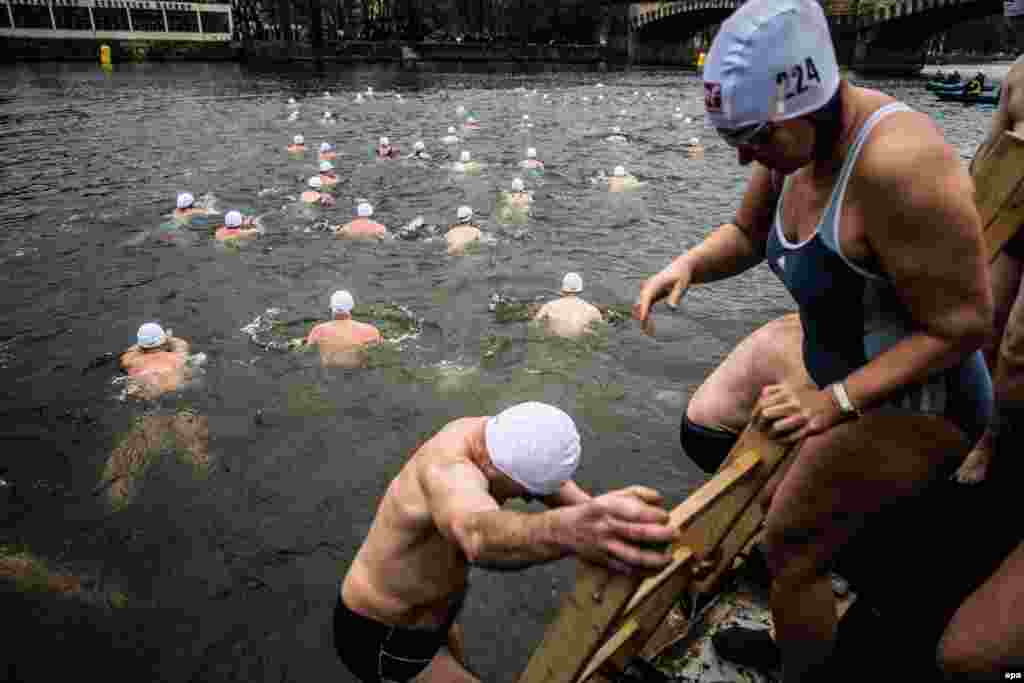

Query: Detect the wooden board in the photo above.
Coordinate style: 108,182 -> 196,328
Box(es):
517,426 -> 793,683
971,130 -> 1024,261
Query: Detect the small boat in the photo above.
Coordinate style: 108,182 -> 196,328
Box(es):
935,90 -> 1001,105
926,80 -> 996,93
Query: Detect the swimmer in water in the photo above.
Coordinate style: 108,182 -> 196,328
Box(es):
533,273 -> 605,339
520,114 -> 533,129
306,290 -> 382,368
463,115 -> 481,130
686,137 -> 705,159
288,134 -> 305,154
173,192 -> 215,221
333,201 -> 387,240
323,91 -> 332,99
319,160 -> 338,188
377,136 -> 400,159
120,322 -> 192,399
355,93 -> 365,104
605,126 -> 629,143
452,150 -> 482,174
287,110 -> 300,122
673,107 -> 684,120
406,140 -> 431,161
455,104 -> 467,119
441,126 -> 460,145
445,205 -> 482,255
287,97 -> 298,107
319,142 -> 337,161
608,165 -> 641,192
215,210 -> 261,243
519,147 -> 545,173
322,111 -> 334,123
503,177 -> 533,211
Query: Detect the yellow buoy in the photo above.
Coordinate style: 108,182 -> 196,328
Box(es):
99,44 -> 111,65
697,51 -> 706,69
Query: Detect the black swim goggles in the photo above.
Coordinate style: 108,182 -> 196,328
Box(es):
716,120 -> 775,148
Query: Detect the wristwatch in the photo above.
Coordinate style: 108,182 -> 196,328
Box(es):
829,382 -> 861,418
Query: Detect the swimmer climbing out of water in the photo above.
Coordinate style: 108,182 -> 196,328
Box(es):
215,210 -> 261,243
334,202 -> 387,240
334,401 -> 676,683
607,165 -> 640,192
287,134 -> 305,153
319,142 -> 337,161
445,206 -> 482,255
120,323 -> 192,400
306,290 -> 382,368
533,273 -> 605,339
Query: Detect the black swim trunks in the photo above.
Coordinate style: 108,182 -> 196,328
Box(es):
1003,225 -> 1024,261
333,596 -> 461,683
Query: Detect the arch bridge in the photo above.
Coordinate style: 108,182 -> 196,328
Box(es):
619,0 -> 1006,73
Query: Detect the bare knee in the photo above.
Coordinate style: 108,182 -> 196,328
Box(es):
936,629 -> 996,680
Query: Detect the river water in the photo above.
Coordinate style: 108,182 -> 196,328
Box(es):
0,60 -> 1008,682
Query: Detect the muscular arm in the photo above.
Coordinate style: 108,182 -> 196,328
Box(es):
539,480 -> 591,508
847,122 -> 992,411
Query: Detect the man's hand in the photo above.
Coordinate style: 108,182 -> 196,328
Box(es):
560,486 -> 677,574
751,383 -> 846,443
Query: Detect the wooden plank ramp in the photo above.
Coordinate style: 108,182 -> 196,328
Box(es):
971,130 -> 1024,261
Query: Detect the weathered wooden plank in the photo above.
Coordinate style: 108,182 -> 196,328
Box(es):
971,130 -> 1024,261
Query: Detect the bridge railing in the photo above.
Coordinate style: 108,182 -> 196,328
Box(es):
0,0 -> 232,41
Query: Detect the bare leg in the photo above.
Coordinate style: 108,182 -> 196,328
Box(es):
938,540 -> 1024,679
762,414 -> 969,682
687,314 -> 810,433
984,252 -> 1021,372
417,647 -> 479,683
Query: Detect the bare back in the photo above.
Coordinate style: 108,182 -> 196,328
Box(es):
445,226 -> 481,254
341,417 -> 484,628
534,296 -> 604,338
120,337 -> 190,398
308,320 -> 381,367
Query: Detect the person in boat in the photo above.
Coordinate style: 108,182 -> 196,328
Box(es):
306,290 -> 382,368
518,147 -> 544,173
633,1 -> 992,679
334,401 -> 675,683
532,273 -> 604,339
319,142 -> 337,161
406,140 -> 431,161
377,136 -> 400,160
287,134 -> 305,154
964,74 -> 985,98
319,160 -> 338,188
120,323 -> 192,400
607,165 -> 640,192
445,205 -> 481,255
441,126 -> 460,145
215,210 -> 261,243
334,202 -> 387,240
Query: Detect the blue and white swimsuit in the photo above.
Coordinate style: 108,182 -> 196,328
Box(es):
764,102 -> 992,441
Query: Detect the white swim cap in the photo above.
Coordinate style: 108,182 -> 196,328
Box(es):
308,176 -> 323,189
523,114 -> 530,120
526,147 -> 537,159
447,126 -> 456,134
511,177 -> 525,192
330,290 -> 354,315
611,126 -> 621,134
561,272 -> 583,293
459,150 -> 471,162
456,105 -> 466,115
689,137 -> 701,146
137,322 -> 167,349
684,117 -> 693,124
323,91 -> 330,96
288,97 -> 296,105
323,111 -> 332,118
675,106 -> 682,112
225,210 -> 243,228
379,136 -> 389,146
414,140 -> 425,151
319,142 -> 332,152
457,205 -> 473,221
176,192 -> 194,209
294,134 -> 304,145
485,402 -> 581,495
619,109 -> 628,116
356,202 -> 373,217
319,160 -> 334,172
613,165 -> 626,177
466,116 -> 477,124
366,86 -> 373,93
704,0 -> 839,130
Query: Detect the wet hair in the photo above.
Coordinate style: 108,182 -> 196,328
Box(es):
806,88 -> 843,162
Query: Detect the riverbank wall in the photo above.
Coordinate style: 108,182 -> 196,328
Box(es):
0,37 -> 235,62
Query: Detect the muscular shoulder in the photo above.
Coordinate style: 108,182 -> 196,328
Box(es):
856,111 -> 963,200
